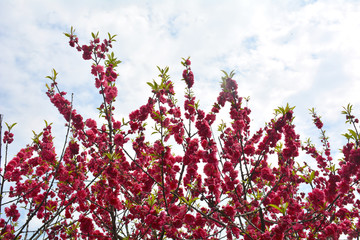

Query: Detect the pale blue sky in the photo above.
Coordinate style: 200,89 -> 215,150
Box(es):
1,0 -> 360,159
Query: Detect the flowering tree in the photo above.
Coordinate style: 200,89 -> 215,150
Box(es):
1,27 -> 360,240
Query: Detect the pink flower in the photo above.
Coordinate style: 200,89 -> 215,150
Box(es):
79,214 -> 94,234
41,149 -> 56,163
77,189 -> 87,200
91,64 -> 104,76
85,118 -> 97,129
4,204 -> 20,221
113,121 -> 121,129
204,163 -> 216,176
195,120 -> 211,139
243,144 -> 255,156
183,70 -> 194,88
69,141 -> 79,156
86,129 -> 96,143
314,117 -> 323,129
223,205 -> 236,219
114,134 -> 124,146
223,161 -> 233,173
338,180 -> 350,194
308,188 -> 325,208
193,228 -> 207,238
184,214 -> 195,225
261,167 -> 275,182
168,205 -> 180,216
225,78 -> 238,91
81,45 -> 92,60
104,86 -> 118,104
3,131 -> 14,144
173,219 -> 182,228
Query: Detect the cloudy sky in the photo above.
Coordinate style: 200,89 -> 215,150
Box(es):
1,0 -> 360,159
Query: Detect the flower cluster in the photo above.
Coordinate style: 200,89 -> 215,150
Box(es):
1,29 -> 360,240
182,58 -> 194,88
3,130 -> 14,144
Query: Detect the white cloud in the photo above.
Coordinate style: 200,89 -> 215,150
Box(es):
0,0 -> 359,156
0,1 -> 355,155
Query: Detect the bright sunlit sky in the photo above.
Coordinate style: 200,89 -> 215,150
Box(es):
1,0 -> 360,159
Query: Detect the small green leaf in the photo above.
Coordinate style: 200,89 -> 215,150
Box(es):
147,193 -> 156,206
299,175 -> 309,183
188,197 -> 199,205
179,196 -> 189,204
348,129 -> 359,140
283,202 -> 289,213
147,82 -> 154,89
310,171 -> 315,182
110,34 -> 117,41
342,133 -> 351,140
5,122 -> 17,131
269,204 -> 282,213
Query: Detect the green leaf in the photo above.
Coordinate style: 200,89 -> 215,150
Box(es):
269,204 -> 282,213
153,111 -> 161,120
109,33 -> 117,42
269,202 -> 288,215
5,122 -> 17,131
195,100 -> 200,109
342,133 -> 351,140
32,131 -> 43,143
122,118 -> 125,125
188,197 -> 199,205
283,202 -> 289,213
46,68 -> 58,81
103,152 -> 114,160
299,175 -> 309,183
310,171 -> 315,182
275,142 -> 283,153
179,196 -> 189,204
348,129 -> 359,140
218,120 -> 226,132
44,120 -> 52,127
220,70 -> 235,79
105,52 -> 122,68
147,193 -> 156,206
147,82 -> 154,89
90,31 -> 99,39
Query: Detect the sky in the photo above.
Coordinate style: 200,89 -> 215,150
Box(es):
1,0 -> 360,161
